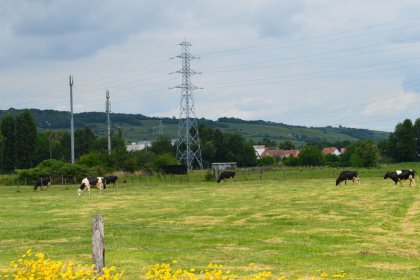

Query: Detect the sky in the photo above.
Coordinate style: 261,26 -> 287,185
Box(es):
1,0 -> 420,132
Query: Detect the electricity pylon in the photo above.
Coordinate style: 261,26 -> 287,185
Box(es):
171,40 -> 203,170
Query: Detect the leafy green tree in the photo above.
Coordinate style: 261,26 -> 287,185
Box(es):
282,155 -> 300,166
258,155 -> 276,166
278,139 -> 295,150
298,145 -> 325,166
149,135 -> 174,156
349,140 -> 379,167
1,113 -> 16,173
15,109 -> 37,169
389,119 -> 417,162
124,157 -> 136,174
152,153 -> 179,171
77,151 -> 102,167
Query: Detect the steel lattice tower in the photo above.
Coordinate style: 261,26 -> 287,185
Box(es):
173,40 -> 203,170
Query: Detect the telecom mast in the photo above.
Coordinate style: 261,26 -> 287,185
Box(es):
69,75 -> 75,164
106,90 -> 111,155
172,40 -> 203,170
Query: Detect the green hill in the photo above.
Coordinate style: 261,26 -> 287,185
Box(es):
0,108 -> 389,147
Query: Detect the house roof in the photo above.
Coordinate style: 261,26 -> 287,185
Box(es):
341,148 -> 346,153
261,148 -> 300,158
322,147 -> 338,154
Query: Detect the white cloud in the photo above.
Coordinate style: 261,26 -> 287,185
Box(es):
0,0 -> 420,133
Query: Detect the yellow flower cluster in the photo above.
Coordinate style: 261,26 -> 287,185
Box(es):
143,262 -> 346,280
0,250 -> 125,280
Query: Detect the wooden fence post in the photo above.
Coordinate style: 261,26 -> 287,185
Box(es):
260,169 -> 263,180
92,214 -> 105,276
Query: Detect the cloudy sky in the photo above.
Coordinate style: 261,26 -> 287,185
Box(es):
1,0 -> 420,132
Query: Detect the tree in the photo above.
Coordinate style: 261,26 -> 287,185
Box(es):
33,132 -> 50,166
75,126 -> 97,158
298,145 -> 325,166
258,155 -> 276,166
1,113 -> 16,173
278,139 -> 295,150
152,153 -> 179,171
349,139 -> 379,167
149,135 -> 174,156
414,118 -> 420,160
389,119 -> 416,162
15,109 -> 37,169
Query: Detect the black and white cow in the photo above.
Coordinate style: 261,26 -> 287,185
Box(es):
335,171 -> 360,186
217,171 -> 236,183
34,177 -> 51,190
384,170 -> 415,187
397,169 -> 418,180
78,177 -> 106,195
105,175 -> 118,188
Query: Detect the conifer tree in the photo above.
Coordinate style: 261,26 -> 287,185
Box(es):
1,113 -> 16,172
16,109 -> 37,169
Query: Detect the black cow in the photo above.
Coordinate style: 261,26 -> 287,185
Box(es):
34,177 -> 51,190
78,177 -> 106,195
105,175 -> 118,188
336,171 -> 360,186
384,170 -> 415,187
217,171 -> 236,183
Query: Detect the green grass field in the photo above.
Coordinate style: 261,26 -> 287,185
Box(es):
1,167 -> 420,279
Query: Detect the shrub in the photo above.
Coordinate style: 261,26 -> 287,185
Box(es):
204,170 -> 214,181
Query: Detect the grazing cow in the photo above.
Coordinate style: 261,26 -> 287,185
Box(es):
217,171 -> 236,183
105,175 -> 118,188
34,177 -> 51,190
384,171 -> 415,187
78,177 -> 106,195
335,171 -> 360,186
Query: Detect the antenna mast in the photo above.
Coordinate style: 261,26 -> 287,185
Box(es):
69,75 -> 75,164
106,91 -> 111,155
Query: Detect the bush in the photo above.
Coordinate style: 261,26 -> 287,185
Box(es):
204,170 -> 214,181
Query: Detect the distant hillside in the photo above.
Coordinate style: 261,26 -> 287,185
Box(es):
0,108 -> 389,147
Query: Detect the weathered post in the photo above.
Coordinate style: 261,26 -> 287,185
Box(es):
260,169 -> 263,180
92,214 -> 105,276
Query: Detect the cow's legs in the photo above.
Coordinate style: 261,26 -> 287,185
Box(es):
357,177 -> 360,185
399,180 -> 403,188
233,176 -> 236,182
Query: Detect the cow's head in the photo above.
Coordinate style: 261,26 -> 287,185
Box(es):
78,183 -> 85,196
217,178 -> 221,183
384,172 -> 390,179
335,179 -> 341,186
